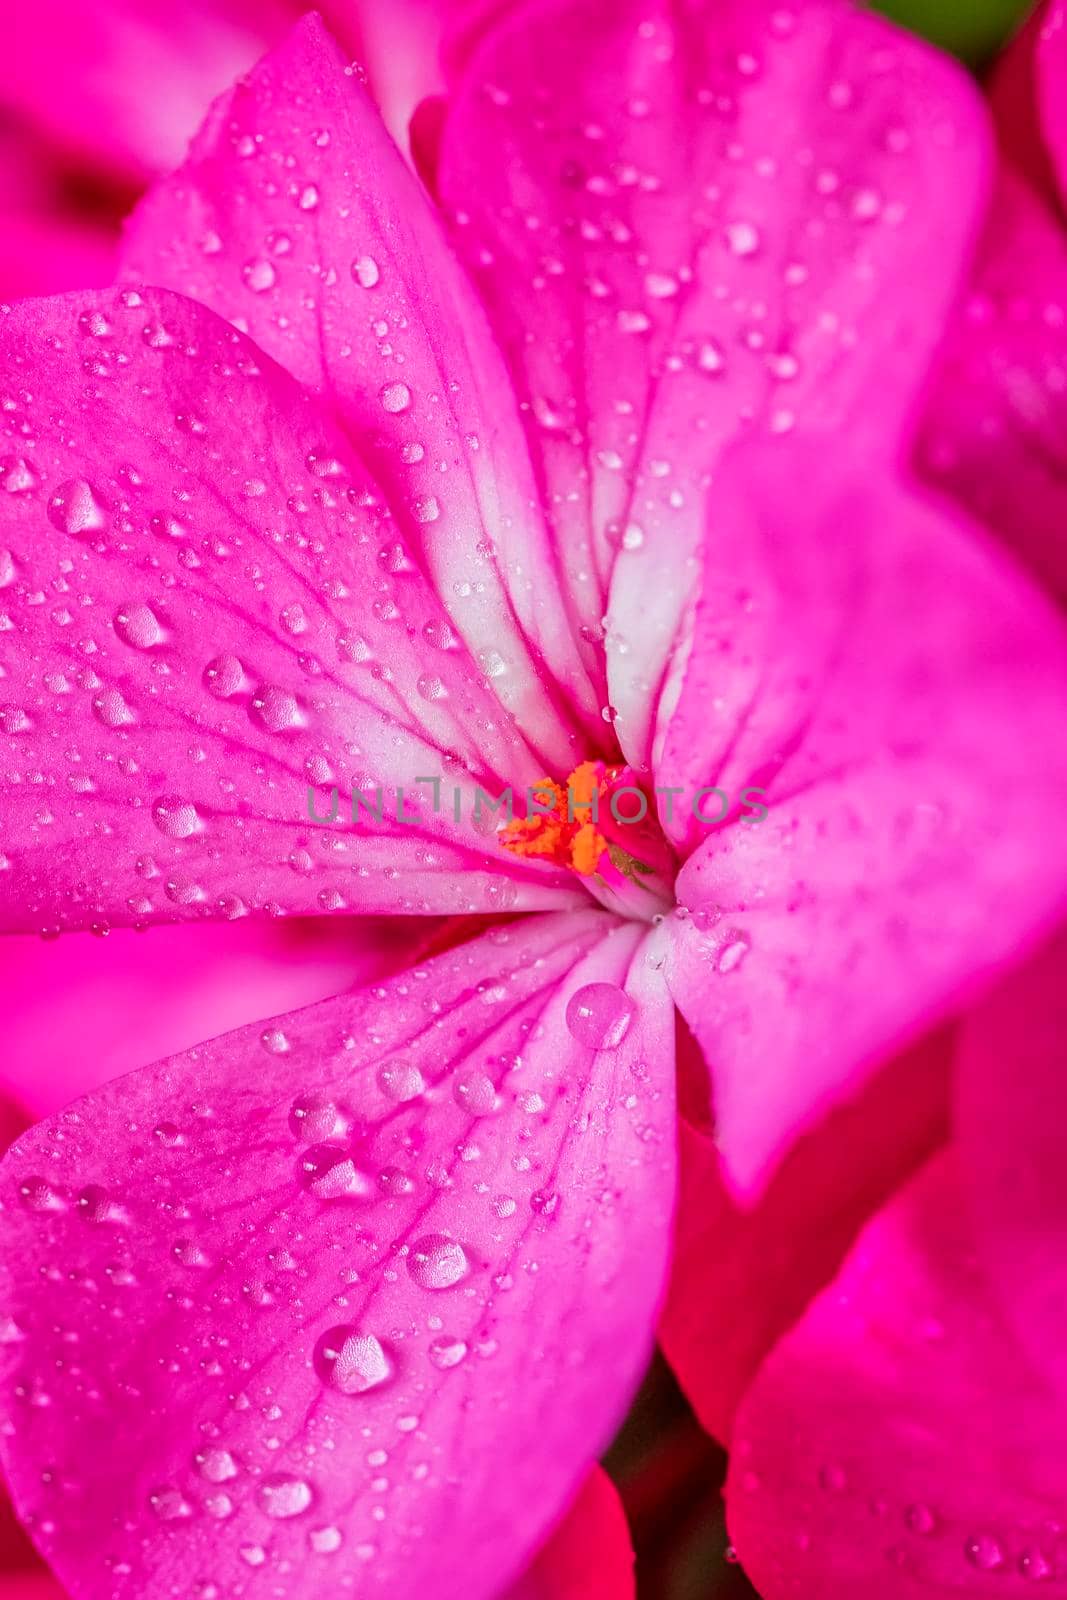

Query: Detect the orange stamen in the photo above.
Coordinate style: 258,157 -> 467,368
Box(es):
499,761 -> 610,876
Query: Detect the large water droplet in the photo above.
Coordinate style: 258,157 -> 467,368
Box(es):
408,1234 -> 472,1291
964,1534 -> 1006,1572
376,1060 -> 426,1103
379,381 -> 412,414
242,258 -> 277,293
47,480 -> 106,537
299,1143 -> 374,1200
259,1473 -> 313,1519
314,1326 -> 394,1395
114,603 -> 165,650
152,796 -> 201,840
351,256 -> 380,288
565,982 -> 635,1049
196,1448 -> 239,1483
288,1095 -> 346,1142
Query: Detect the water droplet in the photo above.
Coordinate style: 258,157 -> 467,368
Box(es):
412,495 -> 440,524
351,256 -> 380,288
452,1071 -> 499,1116
114,604 -> 165,650
314,1326 -> 395,1394
1019,1548 -> 1054,1582
242,258 -> 277,293
251,684 -> 303,734
376,1060 -> 426,1103
203,655 -> 246,699
725,221 -> 761,257
309,1526 -> 343,1554
152,796 -> 201,840
259,1474 -> 313,1519
47,480 -> 106,537
428,1335 -> 468,1370
149,1486 -> 194,1521
19,1176 -> 65,1213
696,339 -> 726,375
565,983 -> 635,1049
964,1534 -> 1006,1572
288,1095 -> 346,1141
196,1448 -> 238,1483
407,1234 -> 472,1291
2,457 -> 38,493
379,381 -> 412,414
716,930 -> 751,973
299,1143 -> 374,1200
92,688 -> 135,728
905,1504 -> 938,1537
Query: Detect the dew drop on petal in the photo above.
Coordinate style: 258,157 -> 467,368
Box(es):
565,982 -> 635,1049
258,1474 -> 313,1519
314,1327 -> 395,1395
407,1234 -> 471,1291
964,1534 -> 1006,1572
151,796 -> 201,840
288,1095 -> 346,1141
379,381 -> 412,414
428,1335 -> 468,1370
242,258 -> 277,293
47,479 -> 106,537
196,1448 -> 239,1483
299,1144 -> 374,1200
376,1060 -> 426,1103
351,256 -> 380,288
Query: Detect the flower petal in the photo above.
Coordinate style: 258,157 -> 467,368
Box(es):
728,1154 -> 1067,1597
435,0 -> 991,764
0,0 -> 291,179
660,439 -> 1067,1192
659,1028 -> 952,1442
121,14 -> 598,761
919,169 -> 1067,604
993,0 -> 1067,213
0,917 -> 431,1118
0,908 -> 675,1600
507,1467 -> 635,1600
0,286 -> 584,932
956,928 -> 1067,1400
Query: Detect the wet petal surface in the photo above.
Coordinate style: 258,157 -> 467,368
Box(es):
437,0 -> 990,763
660,439 -> 1067,1191
0,287 -> 583,932
0,910 -> 675,1600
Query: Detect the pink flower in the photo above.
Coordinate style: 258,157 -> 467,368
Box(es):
663,12 -> 1067,1591
921,0 -> 1067,600
0,0 -> 454,302
1,6 -> 1067,1599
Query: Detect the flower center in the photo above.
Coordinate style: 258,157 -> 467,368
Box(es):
499,759 -> 675,918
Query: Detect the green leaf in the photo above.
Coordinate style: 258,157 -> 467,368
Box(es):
873,0 -> 1034,66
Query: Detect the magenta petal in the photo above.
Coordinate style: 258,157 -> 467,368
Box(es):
0,916 -> 430,1117
956,929 -> 1067,1400
661,439 -> 1067,1192
0,0 -> 291,179
436,0 -> 991,765
0,286 -> 584,931
121,15 -> 597,759
506,1467 -> 635,1600
920,170 -> 1067,604
991,0 -> 1067,215
0,909 -> 675,1600
659,1029 -> 951,1443
728,1154 -> 1067,1597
